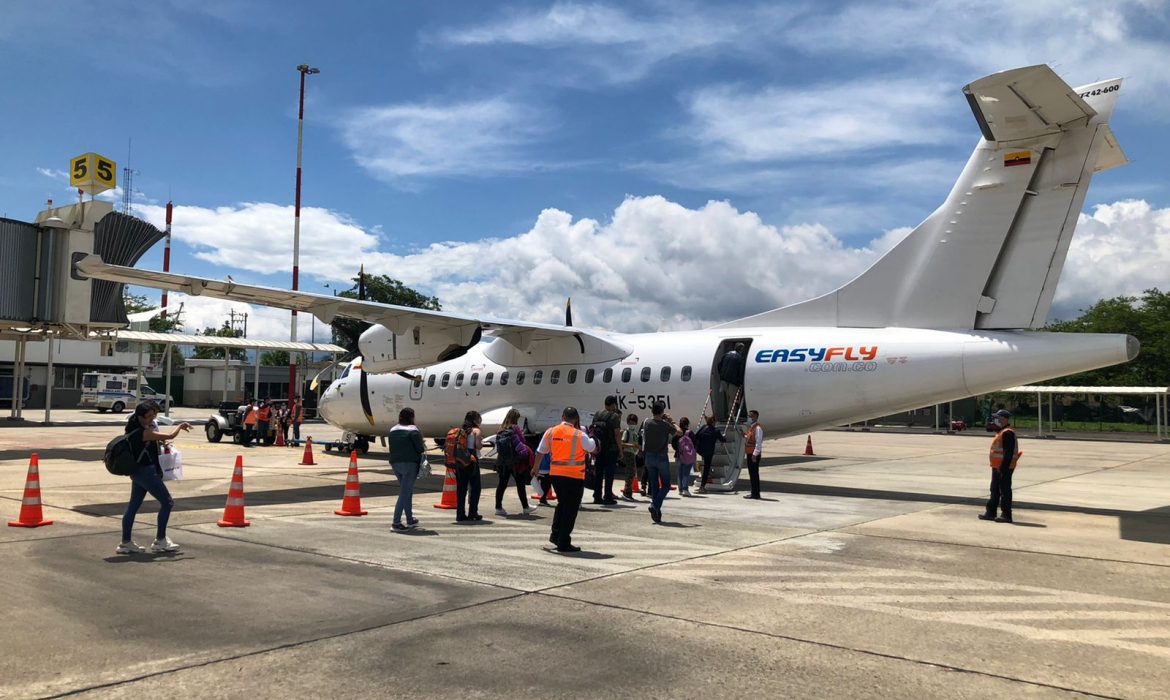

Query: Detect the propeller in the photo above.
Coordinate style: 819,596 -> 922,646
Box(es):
355,265 -> 375,427
565,297 -> 572,327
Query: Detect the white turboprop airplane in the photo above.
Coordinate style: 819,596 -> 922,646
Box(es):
78,65 -> 1136,462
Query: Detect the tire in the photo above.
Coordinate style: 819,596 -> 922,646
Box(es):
111,401 -> 125,414
97,408 -> 108,414
206,421 -> 223,443
355,437 -> 370,454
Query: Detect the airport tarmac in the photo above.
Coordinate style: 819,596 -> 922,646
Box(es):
2,410 -> 1169,699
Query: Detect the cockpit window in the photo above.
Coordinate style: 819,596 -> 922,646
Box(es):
340,364 -> 352,380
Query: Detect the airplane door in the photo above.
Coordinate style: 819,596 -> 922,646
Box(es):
410,372 -> 426,400
711,338 -> 754,422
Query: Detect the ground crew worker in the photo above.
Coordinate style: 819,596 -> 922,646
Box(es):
242,400 -> 257,445
255,400 -> 271,446
291,396 -> 305,443
742,410 -> 763,499
980,409 -> 1020,523
535,406 -> 596,553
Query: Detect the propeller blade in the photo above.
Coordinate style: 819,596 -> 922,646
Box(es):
565,297 -> 572,327
358,357 -> 376,427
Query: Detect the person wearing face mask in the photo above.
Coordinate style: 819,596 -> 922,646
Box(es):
455,410 -> 484,522
742,410 -> 764,499
980,409 -> 1020,523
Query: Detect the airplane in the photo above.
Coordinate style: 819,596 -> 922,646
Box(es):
77,64 -> 1136,463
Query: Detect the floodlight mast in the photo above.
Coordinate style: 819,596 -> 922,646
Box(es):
290,63 -> 319,402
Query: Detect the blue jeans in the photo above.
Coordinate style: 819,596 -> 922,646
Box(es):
645,452 -> 671,511
293,422 -> 301,441
392,461 -> 419,524
123,464 -> 173,542
678,461 -> 695,490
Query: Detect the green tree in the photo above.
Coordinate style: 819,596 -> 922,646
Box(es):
1044,289 -> 1169,386
261,350 -> 290,366
330,272 -> 441,356
190,324 -> 248,361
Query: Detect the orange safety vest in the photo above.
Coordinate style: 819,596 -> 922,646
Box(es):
292,403 -> 304,423
548,423 -> 588,479
989,428 -> 1021,470
257,407 -> 270,422
744,423 -> 763,456
243,407 -> 257,425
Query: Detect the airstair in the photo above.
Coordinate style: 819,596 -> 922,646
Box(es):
694,387 -> 746,492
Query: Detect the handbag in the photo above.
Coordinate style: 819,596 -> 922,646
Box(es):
418,456 -> 431,479
159,446 -> 183,481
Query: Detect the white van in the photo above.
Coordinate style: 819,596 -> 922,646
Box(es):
80,372 -> 172,413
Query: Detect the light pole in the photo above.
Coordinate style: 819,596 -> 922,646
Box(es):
290,63 -> 319,403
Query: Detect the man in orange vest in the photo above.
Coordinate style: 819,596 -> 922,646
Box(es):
980,409 -> 1020,523
535,407 -> 596,553
255,400 -> 271,447
241,400 -> 257,445
742,410 -> 764,499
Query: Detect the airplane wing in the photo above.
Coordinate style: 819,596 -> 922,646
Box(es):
74,255 -> 633,368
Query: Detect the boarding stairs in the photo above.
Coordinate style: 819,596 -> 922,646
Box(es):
695,389 -> 746,493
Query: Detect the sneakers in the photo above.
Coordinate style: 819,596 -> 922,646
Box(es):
495,508 -> 508,517
621,491 -> 636,502
680,489 -> 691,497
539,499 -> 552,507
697,487 -> 707,494
150,537 -> 181,553
392,522 -> 413,532
523,506 -> 538,515
995,516 -> 1013,523
556,544 -> 582,554
407,517 -> 420,526
977,514 -> 995,521
601,498 -> 619,506
649,506 -> 662,523
116,541 -> 146,554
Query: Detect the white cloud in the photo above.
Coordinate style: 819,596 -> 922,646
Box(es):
337,97 -> 554,183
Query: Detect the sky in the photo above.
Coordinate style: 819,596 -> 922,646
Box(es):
2,0 -> 1169,341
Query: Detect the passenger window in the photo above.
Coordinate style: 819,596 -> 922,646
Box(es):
500,371 -> 509,386
621,368 -> 632,383
470,373 -> 479,387
660,367 -> 671,382
516,371 -> 526,386
567,369 -> 577,384
485,372 -> 494,386
641,367 -> 651,382
603,368 -> 613,383
550,369 -> 560,384
427,375 -> 436,388
441,372 -> 451,388
455,372 -> 464,388
584,369 -> 594,383
681,366 -> 692,382
534,370 -> 544,385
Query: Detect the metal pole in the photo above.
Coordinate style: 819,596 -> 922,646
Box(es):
253,350 -> 260,400
164,341 -> 173,418
934,404 -> 939,433
290,63 -> 319,404
43,332 -> 54,425
222,353 -> 229,404
136,343 -> 144,406
161,201 -> 172,317
1037,390 -> 1042,438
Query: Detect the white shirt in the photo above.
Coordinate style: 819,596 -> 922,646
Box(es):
749,423 -> 763,457
536,421 -> 597,455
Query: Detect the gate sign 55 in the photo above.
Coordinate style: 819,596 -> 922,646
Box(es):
70,152 -> 117,195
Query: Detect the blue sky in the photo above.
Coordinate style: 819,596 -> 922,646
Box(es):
2,1 -> 1169,338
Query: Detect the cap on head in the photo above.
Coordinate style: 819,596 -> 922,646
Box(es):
994,409 -> 1012,419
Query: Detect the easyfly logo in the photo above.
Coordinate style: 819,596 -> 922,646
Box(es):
754,346 -> 879,363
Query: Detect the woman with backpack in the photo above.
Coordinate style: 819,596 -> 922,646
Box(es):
493,408 -> 537,517
674,417 -> 698,497
388,407 -> 426,532
118,401 -> 191,554
455,410 -> 483,522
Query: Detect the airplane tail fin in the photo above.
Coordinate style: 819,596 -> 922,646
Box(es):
718,65 -> 1126,331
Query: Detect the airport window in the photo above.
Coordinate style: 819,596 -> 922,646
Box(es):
427,375 -> 436,388
533,370 -> 544,385
53,367 -> 79,389
455,372 -> 464,388
550,370 -> 560,385
603,368 -> 613,383
584,369 -> 594,383
500,371 -> 509,386
567,369 -> 577,384
681,366 -> 692,382
516,370 -> 526,385
485,372 -> 494,386
470,373 -> 479,387
621,368 -> 632,383
641,367 -> 651,383
660,367 -> 671,382
441,372 -> 451,388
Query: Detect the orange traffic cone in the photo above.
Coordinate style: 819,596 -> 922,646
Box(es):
299,437 -> 316,465
8,454 -> 52,528
804,435 -> 815,456
335,451 -> 368,516
217,455 -> 251,528
630,474 -> 641,493
433,466 -> 458,509
275,427 -> 286,447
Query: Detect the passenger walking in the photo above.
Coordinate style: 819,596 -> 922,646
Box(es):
980,409 -> 1020,523
388,407 -> 426,532
590,396 -> 623,505
536,452 -> 553,506
642,402 -> 680,523
619,413 -> 640,501
742,410 -> 764,499
674,417 -> 697,496
694,415 -> 727,493
718,343 -> 746,421
291,396 -> 305,443
535,406 -> 596,553
455,410 -> 483,522
277,403 -> 290,445
495,408 -> 537,516
118,401 -> 191,554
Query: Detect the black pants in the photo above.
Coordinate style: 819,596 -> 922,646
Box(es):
745,454 -> 761,497
984,467 -> 1013,519
592,453 -> 618,501
455,466 -> 481,519
495,466 -> 530,510
699,453 -> 715,487
550,475 -> 584,548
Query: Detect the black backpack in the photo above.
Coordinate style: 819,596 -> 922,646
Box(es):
495,427 -> 516,465
591,410 -> 616,453
104,433 -> 147,476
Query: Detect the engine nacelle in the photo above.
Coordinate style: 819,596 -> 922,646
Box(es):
357,323 -> 482,373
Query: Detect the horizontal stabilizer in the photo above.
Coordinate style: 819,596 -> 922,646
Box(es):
1094,124 -> 1128,173
963,64 -> 1095,144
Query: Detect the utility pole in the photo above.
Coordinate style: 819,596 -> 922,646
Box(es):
290,63 -> 320,403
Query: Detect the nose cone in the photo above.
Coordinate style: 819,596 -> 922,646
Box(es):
317,387 -> 336,424
1126,334 -> 1141,361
